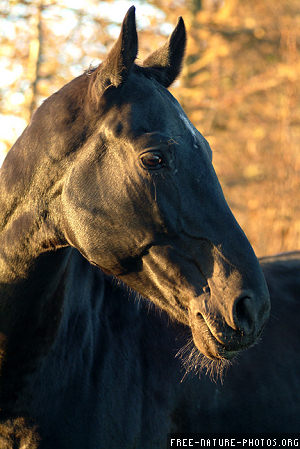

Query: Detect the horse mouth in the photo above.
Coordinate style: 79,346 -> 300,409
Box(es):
189,312 -> 255,361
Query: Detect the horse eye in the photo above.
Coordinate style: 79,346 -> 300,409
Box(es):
140,153 -> 164,170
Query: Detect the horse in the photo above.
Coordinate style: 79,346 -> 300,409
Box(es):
0,6 -> 299,448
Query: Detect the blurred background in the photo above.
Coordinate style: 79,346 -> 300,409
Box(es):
0,0 -> 299,257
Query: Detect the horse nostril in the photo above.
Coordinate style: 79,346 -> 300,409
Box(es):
233,295 -> 256,335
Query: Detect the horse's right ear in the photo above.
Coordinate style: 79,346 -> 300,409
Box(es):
94,6 -> 138,90
143,17 -> 186,87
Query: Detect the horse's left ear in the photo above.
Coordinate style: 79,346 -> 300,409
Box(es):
143,17 -> 186,87
96,6 -> 138,89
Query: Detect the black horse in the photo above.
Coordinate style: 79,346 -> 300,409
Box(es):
0,7 -> 299,448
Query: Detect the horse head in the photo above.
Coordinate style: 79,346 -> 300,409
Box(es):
26,7 -> 270,365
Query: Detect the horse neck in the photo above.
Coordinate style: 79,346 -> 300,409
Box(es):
0,73 -> 92,285
0,131 -> 68,286
0,141 -> 100,407
0,75 -> 108,413
0,119 -> 72,390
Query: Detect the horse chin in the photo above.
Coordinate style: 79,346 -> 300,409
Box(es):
177,331 -> 234,382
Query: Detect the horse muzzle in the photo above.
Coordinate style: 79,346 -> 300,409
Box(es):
188,287 -> 271,360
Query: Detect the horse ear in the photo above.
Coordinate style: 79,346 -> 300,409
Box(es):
142,17 -> 186,87
96,6 -> 138,89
